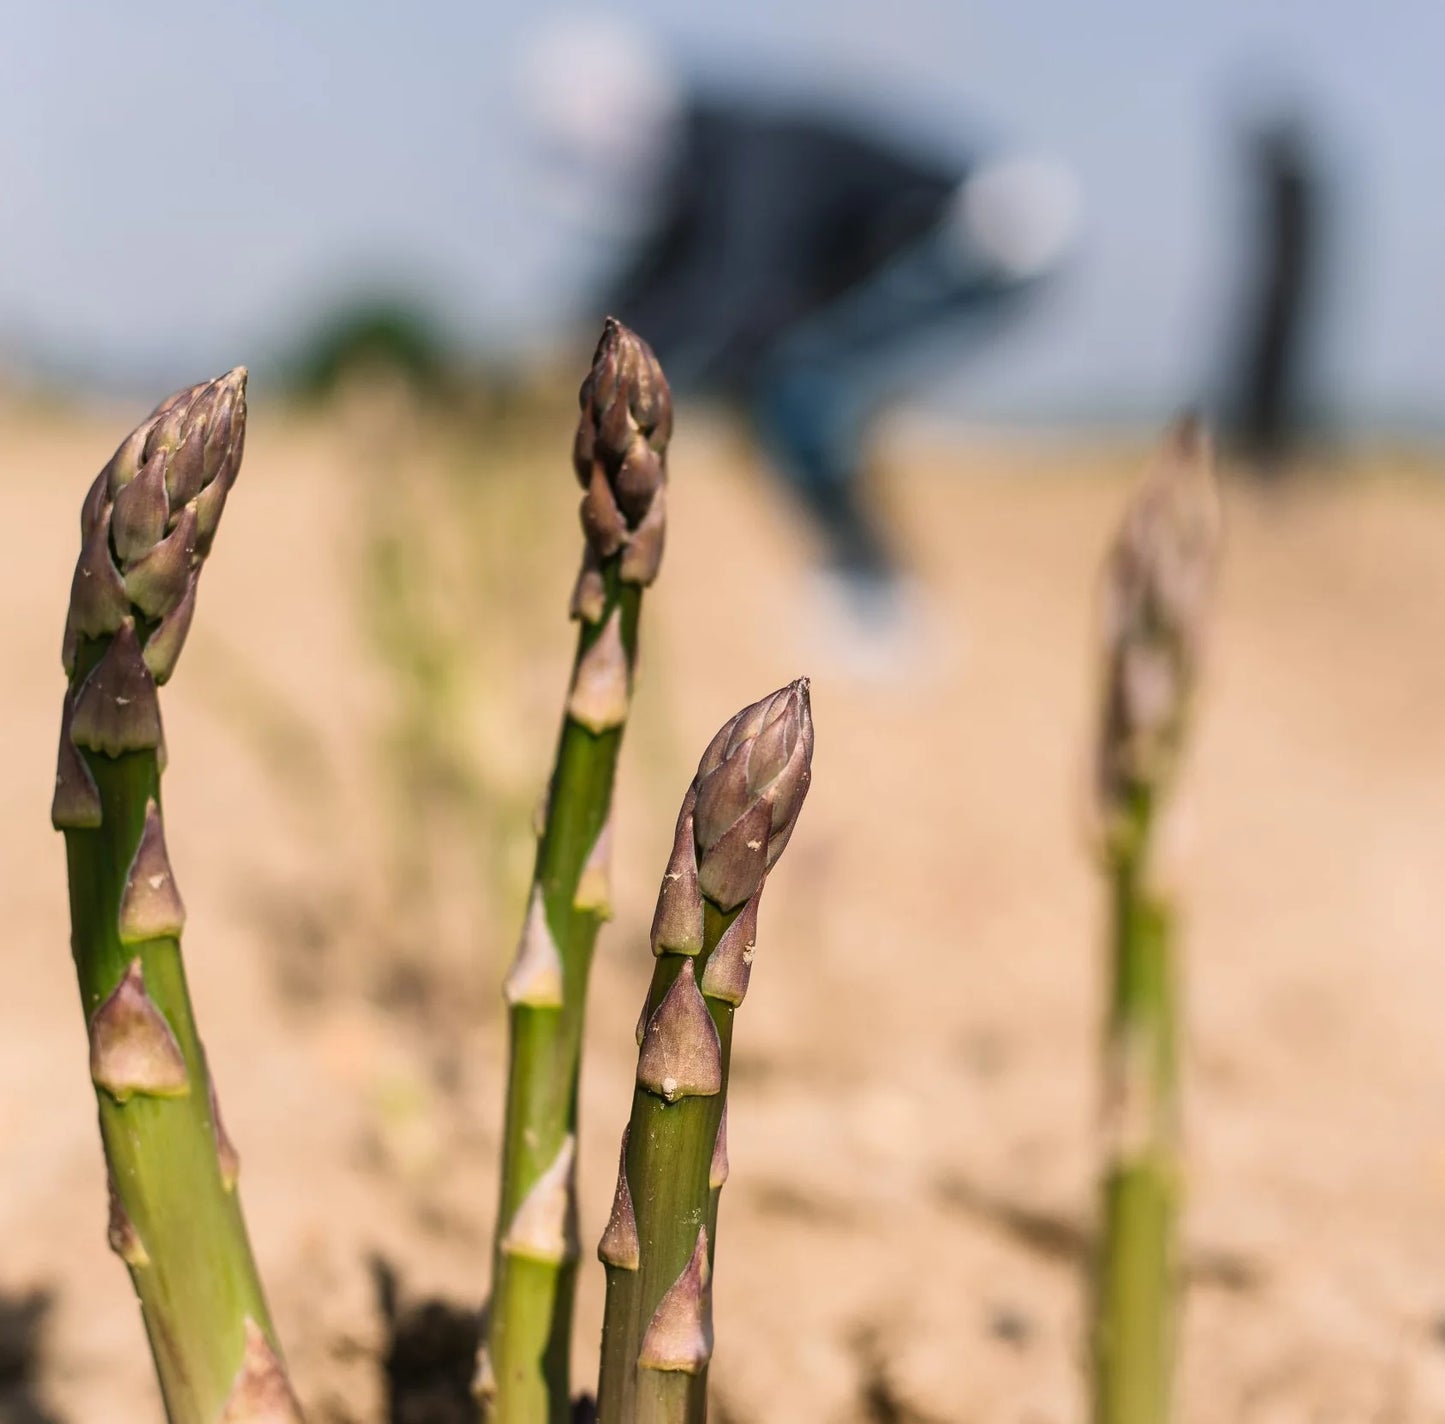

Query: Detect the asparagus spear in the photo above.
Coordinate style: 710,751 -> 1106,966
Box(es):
53,371 -> 303,1423
596,681 -> 814,1424
481,321 -> 672,1423
1090,419 -> 1221,1424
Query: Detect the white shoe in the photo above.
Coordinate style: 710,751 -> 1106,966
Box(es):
802,569 -> 957,684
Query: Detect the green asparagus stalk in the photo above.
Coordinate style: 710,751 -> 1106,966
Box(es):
1090,418 -> 1221,1424
596,681 -> 814,1424
53,371 -> 302,1423
480,321 -> 672,1423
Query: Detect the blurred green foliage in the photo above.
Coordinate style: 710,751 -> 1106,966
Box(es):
284,294 -> 457,403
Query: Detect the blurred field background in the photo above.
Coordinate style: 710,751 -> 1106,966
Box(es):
4,401 -> 1445,1422
4,2 -> 1445,1422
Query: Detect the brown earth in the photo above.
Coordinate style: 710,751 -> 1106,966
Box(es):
3,395 -> 1444,1423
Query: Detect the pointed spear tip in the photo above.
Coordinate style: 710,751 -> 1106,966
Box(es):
117,797 -> 186,943
1128,414 -> 1223,565
593,315 -> 654,376
218,1317 -> 304,1424
566,608 -> 631,734
637,1226 -> 713,1374
574,318 -> 671,559
691,675 -> 815,910
597,1127 -> 640,1271
106,1174 -> 149,1267
709,1105 -> 730,1190
501,1134 -> 578,1264
88,958 -> 189,1102
1163,407 -> 1212,459
1094,415 -> 1222,822
502,887 -> 565,1010
637,958 -> 722,1102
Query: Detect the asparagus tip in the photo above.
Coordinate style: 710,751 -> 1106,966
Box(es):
573,319 -> 672,580
693,678 -> 814,911
64,366 -> 248,698
1096,418 -> 1221,824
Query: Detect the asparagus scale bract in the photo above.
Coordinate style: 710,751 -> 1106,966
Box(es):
1090,418 -> 1220,1424
481,321 -> 672,1423
53,371 -> 302,1423
596,680 -> 814,1424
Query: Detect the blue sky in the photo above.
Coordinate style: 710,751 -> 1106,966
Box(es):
1,1 -> 1438,424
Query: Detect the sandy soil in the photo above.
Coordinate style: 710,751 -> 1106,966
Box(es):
2,397 -> 1444,1423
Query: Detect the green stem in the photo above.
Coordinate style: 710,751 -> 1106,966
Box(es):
597,1246 -> 640,1424
64,743 -> 277,1424
486,569 -> 642,1423
597,903 -> 739,1424
1092,797 -> 1179,1424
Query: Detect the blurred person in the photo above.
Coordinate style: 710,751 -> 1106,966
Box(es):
519,17 -> 1079,659
1219,110 -> 1327,473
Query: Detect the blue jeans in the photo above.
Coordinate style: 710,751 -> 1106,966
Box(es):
748,219 -> 1041,582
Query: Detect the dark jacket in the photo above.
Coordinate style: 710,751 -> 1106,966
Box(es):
605,102 -> 964,391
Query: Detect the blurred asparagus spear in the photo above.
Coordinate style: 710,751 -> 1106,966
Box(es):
596,680 -> 814,1424
1090,419 -> 1221,1424
53,371 -> 303,1423
480,320 -> 672,1423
